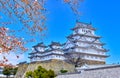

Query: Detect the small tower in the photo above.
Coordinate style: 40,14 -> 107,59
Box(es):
47,41 -> 65,60
29,42 -> 47,62
64,22 -> 109,65
29,42 -> 65,62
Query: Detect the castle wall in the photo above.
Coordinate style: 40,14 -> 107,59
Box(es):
22,60 -> 75,78
14,64 -> 28,78
57,65 -> 120,78
85,60 -> 105,65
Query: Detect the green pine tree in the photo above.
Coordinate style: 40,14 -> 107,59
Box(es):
3,67 -> 11,78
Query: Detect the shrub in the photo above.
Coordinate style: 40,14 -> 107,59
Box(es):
60,69 -> 68,73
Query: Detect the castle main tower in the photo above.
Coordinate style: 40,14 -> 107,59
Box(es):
64,22 -> 109,65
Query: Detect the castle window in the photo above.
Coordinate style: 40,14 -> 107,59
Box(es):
95,56 -> 97,59
100,57 -> 103,60
88,30 -> 91,34
90,56 -> 93,58
87,55 -> 89,58
82,29 -> 84,32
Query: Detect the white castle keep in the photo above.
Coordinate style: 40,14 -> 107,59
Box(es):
29,22 -> 109,65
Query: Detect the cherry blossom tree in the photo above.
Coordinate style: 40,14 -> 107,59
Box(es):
0,27 -> 27,63
0,0 -> 47,34
64,0 -> 84,20
0,0 -> 83,63
0,0 -> 47,63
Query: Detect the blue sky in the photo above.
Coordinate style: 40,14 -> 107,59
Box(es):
44,0 -> 120,64
1,0 -> 120,64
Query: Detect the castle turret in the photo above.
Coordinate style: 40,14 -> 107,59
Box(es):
29,42 -> 65,62
29,42 -> 47,62
49,42 -> 61,49
47,41 -> 65,60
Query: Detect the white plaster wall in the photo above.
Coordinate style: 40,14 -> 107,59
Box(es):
76,42 -> 89,47
64,40 -> 74,49
32,55 -> 65,62
73,27 -> 95,36
37,47 -> 45,52
52,45 -> 61,49
31,53 -> 65,62
73,35 -> 80,40
36,51 -> 64,57
75,48 -> 106,56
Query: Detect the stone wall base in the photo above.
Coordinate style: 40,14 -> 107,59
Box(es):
25,60 -> 75,75
85,60 -> 105,65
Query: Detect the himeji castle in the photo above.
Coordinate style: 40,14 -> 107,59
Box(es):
29,22 -> 109,65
